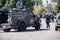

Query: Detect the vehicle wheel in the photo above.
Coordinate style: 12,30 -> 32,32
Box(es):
55,27 -> 58,31
4,28 -> 11,32
18,22 -> 26,31
35,21 -> 40,30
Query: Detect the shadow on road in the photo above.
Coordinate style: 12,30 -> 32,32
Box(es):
21,29 -> 50,32
0,29 -> 51,33
2,29 -> 50,33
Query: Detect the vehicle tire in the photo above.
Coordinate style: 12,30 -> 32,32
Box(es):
4,28 -> 11,32
35,21 -> 40,30
18,22 -> 26,31
55,27 -> 58,31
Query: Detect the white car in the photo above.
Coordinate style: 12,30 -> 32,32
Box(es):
55,14 -> 60,31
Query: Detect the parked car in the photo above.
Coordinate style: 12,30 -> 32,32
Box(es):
55,14 -> 60,31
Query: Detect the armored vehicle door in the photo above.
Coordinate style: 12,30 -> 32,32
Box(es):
27,11 -> 35,25
12,9 -> 23,25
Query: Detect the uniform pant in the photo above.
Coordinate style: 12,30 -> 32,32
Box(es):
46,22 -> 50,28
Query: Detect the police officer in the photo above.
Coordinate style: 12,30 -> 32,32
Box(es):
46,14 -> 50,29
16,0 -> 23,9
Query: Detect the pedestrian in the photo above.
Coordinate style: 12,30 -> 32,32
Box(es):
51,14 -> 54,22
46,14 -> 50,29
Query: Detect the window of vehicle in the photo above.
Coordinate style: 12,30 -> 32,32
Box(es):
29,12 -> 33,17
58,15 -> 60,19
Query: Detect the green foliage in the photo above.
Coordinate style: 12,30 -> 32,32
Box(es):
0,0 -> 35,10
5,0 -> 17,8
5,0 -> 10,8
34,5 -> 45,14
53,0 -> 60,13
8,0 -> 15,8
2,0 -> 6,6
0,0 -> 3,8
22,0 -> 35,11
0,0 -> 43,11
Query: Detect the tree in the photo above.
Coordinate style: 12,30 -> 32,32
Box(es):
5,0 -> 17,8
0,0 -> 3,8
53,0 -> 60,13
0,0 -> 7,8
2,0 -> 6,6
0,0 -> 43,11
5,0 -> 10,8
34,5 -> 45,14
4,0 -> 35,10
22,0 -> 35,11
8,0 -> 15,8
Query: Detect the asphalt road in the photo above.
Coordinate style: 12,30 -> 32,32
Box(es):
0,18 -> 60,40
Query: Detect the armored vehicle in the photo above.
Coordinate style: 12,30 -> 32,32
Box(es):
1,8 -> 41,32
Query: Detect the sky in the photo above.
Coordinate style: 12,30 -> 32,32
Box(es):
42,0 -> 51,6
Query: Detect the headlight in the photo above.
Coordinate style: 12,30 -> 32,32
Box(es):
3,26 -> 7,29
3,26 -> 6,28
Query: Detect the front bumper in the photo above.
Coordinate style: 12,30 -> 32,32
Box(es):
1,23 -> 11,29
55,24 -> 60,27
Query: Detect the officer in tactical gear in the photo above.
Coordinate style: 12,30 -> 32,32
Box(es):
16,0 -> 23,9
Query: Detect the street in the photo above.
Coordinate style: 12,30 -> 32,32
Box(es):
0,18 -> 60,40
0,0 -> 60,40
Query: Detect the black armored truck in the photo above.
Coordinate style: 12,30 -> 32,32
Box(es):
1,8 -> 41,32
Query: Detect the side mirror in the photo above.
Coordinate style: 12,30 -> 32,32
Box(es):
33,15 -> 36,18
